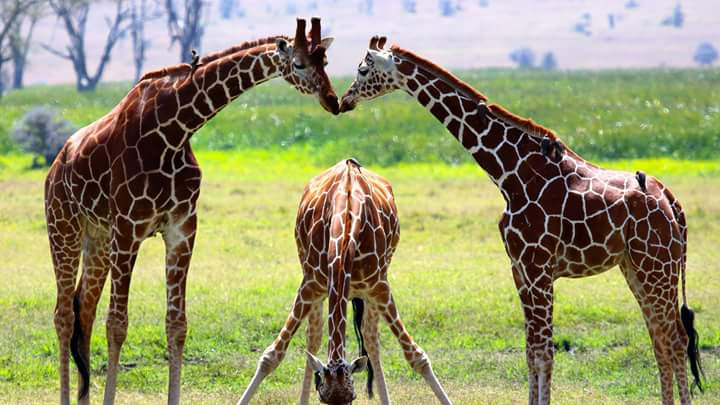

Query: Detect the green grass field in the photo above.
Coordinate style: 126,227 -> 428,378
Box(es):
1,69 -> 719,165
0,69 -> 719,404
0,152 -> 719,404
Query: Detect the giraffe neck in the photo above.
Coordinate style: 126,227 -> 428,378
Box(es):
131,42 -> 283,149
394,52 -> 562,201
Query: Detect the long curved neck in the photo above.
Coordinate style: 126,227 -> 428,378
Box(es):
128,43 -> 282,149
392,50 -> 558,199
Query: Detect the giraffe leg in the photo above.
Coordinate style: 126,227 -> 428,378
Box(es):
362,303 -> 391,405
236,281 -> 321,405
47,204 -> 82,405
620,260 -> 683,405
377,292 -> 452,405
74,229 -> 112,405
103,229 -> 142,405
512,265 -> 555,405
299,302 -> 323,405
673,315 -> 691,405
163,215 -> 197,405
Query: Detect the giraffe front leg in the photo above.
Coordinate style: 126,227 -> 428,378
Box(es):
362,302 -> 391,405
163,215 -> 197,405
376,291 -> 453,405
513,265 -> 555,405
103,230 -> 141,405
299,302 -> 323,405
236,281 -> 322,405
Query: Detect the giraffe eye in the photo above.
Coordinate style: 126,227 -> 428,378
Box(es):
358,66 -> 369,76
293,62 -> 306,70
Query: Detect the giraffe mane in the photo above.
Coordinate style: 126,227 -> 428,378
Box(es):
389,45 -> 559,141
390,45 -> 488,103
199,35 -> 290,64
487,104 -> 559,141
136,36 -> 291,83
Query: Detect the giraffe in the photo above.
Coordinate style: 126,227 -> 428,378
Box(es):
338,36 -> 704,405
45,18 -> 339,405
236,159 -> 453,405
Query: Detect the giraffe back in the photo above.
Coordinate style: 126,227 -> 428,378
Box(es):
295,159 -> 399,292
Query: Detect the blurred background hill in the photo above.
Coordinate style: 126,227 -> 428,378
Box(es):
15,0 -> 720,87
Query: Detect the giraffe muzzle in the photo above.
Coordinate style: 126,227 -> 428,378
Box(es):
321,92 -> 340,115
339,98 -> 356,113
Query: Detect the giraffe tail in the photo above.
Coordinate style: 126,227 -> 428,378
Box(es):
70,292 -> 90,399
338,160 -> 374,396
352,298 -> 374,398
681,305 -> 704,393
673,196 -> 705,393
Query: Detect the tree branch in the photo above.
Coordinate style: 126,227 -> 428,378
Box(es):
39,42 -> 71,60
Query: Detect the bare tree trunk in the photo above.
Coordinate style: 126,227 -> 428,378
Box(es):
44,0 -> 130,92
0,0 -> 39,97
165,0 -> 205,63
10,12 -> 39,89
130,0 -> 148,82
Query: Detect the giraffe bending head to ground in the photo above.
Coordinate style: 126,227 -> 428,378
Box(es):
45,18 -> 338,405
339,37 -> 704,405
236,159 -> 453,405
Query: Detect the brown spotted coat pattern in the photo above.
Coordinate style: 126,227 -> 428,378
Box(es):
46,18 -> 338,405
339,37 -> 699,405
237,160 -> 453,405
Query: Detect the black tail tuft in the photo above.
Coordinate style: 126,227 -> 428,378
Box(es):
352,298 -> 374,399
70,293 -> 90,400
681,304 -> 704,393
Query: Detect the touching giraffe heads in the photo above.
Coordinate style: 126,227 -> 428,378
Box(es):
307,352 -> 368,405
277,17 -> 339,114
339,36 -> 403,112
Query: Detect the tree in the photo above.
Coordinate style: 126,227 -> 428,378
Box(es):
11,107 -> 77,168
8,1 -> 43,89
509,47 -> 535,69
403,0 -> 416,13
44,0 -> 131,92
541,52 -> 557,71
129,0 -> 158,82
694,42 -> 718,66
439,0 -> 457,16
661,3 -> 683,28
0,0 -> 40,96
358,0 -> 373,16
165,0 -> 205,63
219,0 -> 235,19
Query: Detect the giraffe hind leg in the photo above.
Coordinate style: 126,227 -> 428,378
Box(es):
72,229 -> 112,405
46,199 -> 83,405
619,259 -> 685,405
361,302 -> 391,405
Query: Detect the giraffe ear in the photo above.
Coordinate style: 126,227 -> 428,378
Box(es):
276,38 -> 291,55
320,37 -> 334,50
350,356 -> 368,374
306,351 -> 326,373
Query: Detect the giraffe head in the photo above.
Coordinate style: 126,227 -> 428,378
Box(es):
306,352 -> 367,404
276,17 -> 339,114
339,36 -> 403,113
